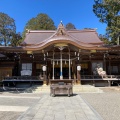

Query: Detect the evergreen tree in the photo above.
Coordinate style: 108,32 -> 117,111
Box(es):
22,13 -> 56,39
93,0 -> 120,44
99,34 -> 110,44
65,23 -> 76,30
11,32 -> 22,46
0,12 -> 16,46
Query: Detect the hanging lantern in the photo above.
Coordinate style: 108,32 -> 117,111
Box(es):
42,66 -> 46,71
75,52 -> 76,56
77,65 -> 81,71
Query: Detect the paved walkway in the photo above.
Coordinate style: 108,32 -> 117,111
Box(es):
17,94 -> 103,120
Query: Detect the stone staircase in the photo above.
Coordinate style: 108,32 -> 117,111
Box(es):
24,85 -> 103,93
73,85 -> 103,93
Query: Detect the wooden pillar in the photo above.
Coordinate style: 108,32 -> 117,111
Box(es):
47,61 -> 51,85
69,49 -> 71,79
77,65 -> 81,84
109,58 -> 111,75
77,71 -> 80,84
18,55 -> 21,76
104,54 -> 106,71
43,66 -> 47,85
43,71 -> 47,85
73,61 -> 76,84
89,55 -> 92,75
52,51 -> 54,80
60,50 -> 63,80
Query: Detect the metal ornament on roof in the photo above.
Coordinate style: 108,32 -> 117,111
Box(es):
55,43 -> 68,51
55,43 -> 68,47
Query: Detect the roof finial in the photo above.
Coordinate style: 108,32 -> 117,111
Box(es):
60,20 -> 63,26
58,20 -> 64,29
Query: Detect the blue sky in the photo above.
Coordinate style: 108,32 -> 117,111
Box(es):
0,0 -> 107,35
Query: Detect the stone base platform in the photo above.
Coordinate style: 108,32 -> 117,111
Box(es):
24,85 -> 103,93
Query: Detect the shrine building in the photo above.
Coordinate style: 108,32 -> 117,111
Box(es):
0,22 -> 120,86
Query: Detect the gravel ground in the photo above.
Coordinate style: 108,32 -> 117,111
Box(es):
0,97 -> 39,106
0,112 -> 23,120
0,91 -> 42,97
0,92 -> 41,120
1,87 -> 120,120
80,87 -> 120,120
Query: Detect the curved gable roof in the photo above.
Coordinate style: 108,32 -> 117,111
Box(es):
68,30 -> 103,44
22,23 -> 104,50
23,30 -> 55,45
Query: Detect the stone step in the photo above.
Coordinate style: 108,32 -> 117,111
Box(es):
24,85 -> 103,93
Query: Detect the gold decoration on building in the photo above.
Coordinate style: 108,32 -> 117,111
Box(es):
54,43 -> 68,47
27,51 -> 33,54
90,50 -> 96,53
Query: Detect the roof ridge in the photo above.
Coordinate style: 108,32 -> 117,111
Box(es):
68,29 -> 96,32
29,30 -> 56,33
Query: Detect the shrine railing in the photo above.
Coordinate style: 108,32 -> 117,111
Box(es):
81,75 -> 120,80
3,76 -> 43,81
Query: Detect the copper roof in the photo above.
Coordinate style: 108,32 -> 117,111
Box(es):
0,22 -> 120,53
24,31 -> 55,45
22,23 -> 103,50
68,30 -> 103,44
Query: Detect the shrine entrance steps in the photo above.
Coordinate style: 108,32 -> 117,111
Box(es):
24,85 -> 103,93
